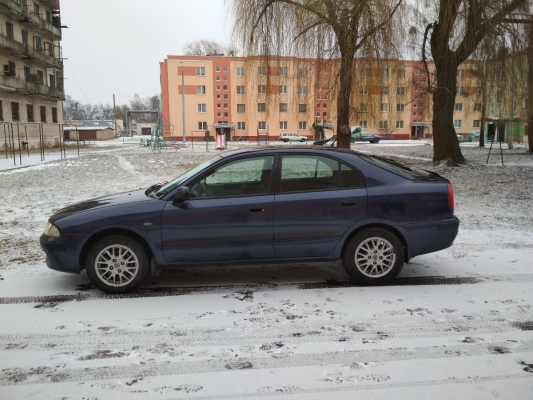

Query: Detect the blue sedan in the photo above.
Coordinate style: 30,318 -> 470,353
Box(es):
41,147 -> 459,293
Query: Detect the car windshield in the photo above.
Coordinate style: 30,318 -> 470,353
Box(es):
154,156 -> 221,197
361,155 -> 434,180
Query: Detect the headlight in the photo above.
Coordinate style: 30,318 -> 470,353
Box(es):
44,222 -> 61,238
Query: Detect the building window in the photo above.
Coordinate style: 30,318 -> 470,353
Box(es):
299,86 -> 307,95
223,76 -> 228,81
397,104 -> 404,112
361,68 -> 369,77
223,66 -> 228,72
258,103 -> 266,112
279,121 -> 287,130
298,68 -> 307,78
454,120 -> 462,128
198,122 -> 207,130
379,120 -> 388,129
6,22 -> 14,39
360,103 -> 368,112
381,86 -> 389,95
216,94 -> 221,99
322,103 -> 327,108
26,104 -> 34,122
359,86 -> 368,95
217,103 -> 221,108
40,106 -> 46,122
382,69 -> 389,78
398,70 -> 405,79
455,103 -> 462,112
24,66 -> 31,81
237,122 -> 245,130
224,112 -> 228,117
216,85 -> 221,91
298,121 -> 307,130
236,67 -> 244,76
11,102 -> 19,121
456,86 -> 463,95
37,70 -> 44,85
279,103 -> 287,112
0,101 -> 3,121
474,103 -> 482,112
216,76 -> 221,81
380,103 -> 389,112
317,95 -> 322,100
51,107 -> 58,123
396,120 -> 404,129
413,103 -> 417,108
237,104 -> 245,113
475,86 -> 481,95
258,66 -> 266,76
299,104 -> 307,113
198,104 -> 206,113
33,2 -> 39,14
316,112 -> 321,117
397,87 -> 405,95
217,112 -> 222,117
360,121 -> 367,128
258,121 -> 266,130
279,67 -> 287,76
216,67 -> 220,72
322,112 -> 327,117
473,120 -> 481,127
197,85 -> 206,95
323,95 -> 328,100
223,85 -> 228,91
280,85 -> 287,94
258,85 -> 266,94
49,74 -> 55,87
236,85 -> 245,94
223,94 -> 228,99
223,103 -> 228,109
457,69 -> 464,78
34,36 -> 42,50
196,67 -> 205,76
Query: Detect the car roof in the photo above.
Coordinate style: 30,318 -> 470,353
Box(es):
218,145 -> 361,158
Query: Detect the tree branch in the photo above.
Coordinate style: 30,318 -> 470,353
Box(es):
355,0 -> 404,51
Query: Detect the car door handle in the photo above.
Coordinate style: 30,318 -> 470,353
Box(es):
341,200 -> 357,207
248,205 -> 265,212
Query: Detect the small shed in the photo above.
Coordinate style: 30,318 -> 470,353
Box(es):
63,126 -> 115,141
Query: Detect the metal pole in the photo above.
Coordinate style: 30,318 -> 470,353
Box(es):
181,61 -> 186,143
25,125 -> 29,157
3,124 -> 7,159
17,123 -> 22,165
113,94 -> 117,137
76,126 -> 79,157
10,123 -> 15,166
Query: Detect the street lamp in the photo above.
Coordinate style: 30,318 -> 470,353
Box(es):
180,61 -> 186,142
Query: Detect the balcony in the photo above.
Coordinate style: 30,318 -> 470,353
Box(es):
0,0 -> 62,39
0,74 -> 65,101
0,35 -> 63,69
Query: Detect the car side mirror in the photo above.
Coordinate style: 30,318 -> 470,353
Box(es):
173,186 -> 190,206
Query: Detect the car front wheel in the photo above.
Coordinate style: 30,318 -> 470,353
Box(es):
86,235 -> 149,294
342,228 -> 404,285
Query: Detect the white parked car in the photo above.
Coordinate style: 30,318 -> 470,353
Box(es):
280,132 -> 308,142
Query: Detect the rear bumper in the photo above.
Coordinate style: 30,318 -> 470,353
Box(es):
399,217 -> 460,261
40,234 -> 82,274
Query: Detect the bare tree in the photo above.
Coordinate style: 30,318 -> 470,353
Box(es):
183,39 -> 227,56
416,0 -> 526,164
230,0 -> 403,148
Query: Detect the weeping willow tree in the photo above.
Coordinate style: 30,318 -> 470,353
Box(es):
230,0 -> 403,148
413,0 -> 527,164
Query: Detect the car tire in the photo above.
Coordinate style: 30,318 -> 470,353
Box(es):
301,138 -> 306,142
342,228 -> 404,286
373,139 -> 380,144
86,235 -> 149,294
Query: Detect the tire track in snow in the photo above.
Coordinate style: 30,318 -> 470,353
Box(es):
1,340 -> 532,386
0,317 -> 530,352
1,273 -> 532,305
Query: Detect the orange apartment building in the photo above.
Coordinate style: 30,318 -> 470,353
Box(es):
160,55 -> 483,141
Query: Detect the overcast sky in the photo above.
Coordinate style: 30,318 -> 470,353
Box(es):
61,0 -> 230,106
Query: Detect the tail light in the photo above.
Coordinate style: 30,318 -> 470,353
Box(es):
447,183 -> 454,211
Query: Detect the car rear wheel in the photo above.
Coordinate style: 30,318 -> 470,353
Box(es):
300,138 -> 306,142
342,228 -> 404,285
86,235 -> 149,294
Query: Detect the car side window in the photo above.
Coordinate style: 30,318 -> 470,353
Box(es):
190,156 -> 274,198
280,155 -> 364,193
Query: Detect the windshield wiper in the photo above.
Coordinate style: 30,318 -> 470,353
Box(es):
145,182 -> 167,197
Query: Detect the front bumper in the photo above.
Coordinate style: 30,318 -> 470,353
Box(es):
40,234 -> 82,274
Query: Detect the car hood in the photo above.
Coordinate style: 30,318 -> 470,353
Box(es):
49,189 -> 154,222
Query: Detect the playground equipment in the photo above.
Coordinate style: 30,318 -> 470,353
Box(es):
312,123 -> 335,145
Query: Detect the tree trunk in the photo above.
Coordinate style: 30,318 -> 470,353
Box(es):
335,51 -> 354,149
432,58 -> 466,164
526,16 -> 533,153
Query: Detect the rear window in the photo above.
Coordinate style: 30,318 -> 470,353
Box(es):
361,155 -> 434,180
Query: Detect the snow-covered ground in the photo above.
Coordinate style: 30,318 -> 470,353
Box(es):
0,141 -> 532,399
